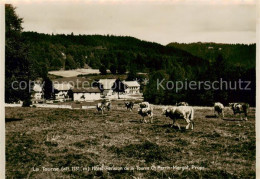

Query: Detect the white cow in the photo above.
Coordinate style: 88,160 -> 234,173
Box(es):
138,102 -> 153,123
162,106 -> 194,130
214,102 -> 224,118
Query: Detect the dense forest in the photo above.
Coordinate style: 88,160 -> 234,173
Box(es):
167,42 -> 256,69
22,32 -> 207,76
6,5 -> 256,106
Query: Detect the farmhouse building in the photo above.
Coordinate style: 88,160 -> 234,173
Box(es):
123,81 -> 140,94
53,83 -> 73,100
72,87 -> 101,101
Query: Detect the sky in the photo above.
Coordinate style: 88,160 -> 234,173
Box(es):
11,0 -> 256,45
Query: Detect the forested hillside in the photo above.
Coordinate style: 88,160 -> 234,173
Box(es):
22,32 -> 206,78
167,42 -> 255,69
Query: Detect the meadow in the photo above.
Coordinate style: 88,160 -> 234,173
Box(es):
48,69 -> 100,78
5,103 -> 255,178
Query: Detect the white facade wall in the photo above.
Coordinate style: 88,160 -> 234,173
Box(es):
73,92 -> 101,101
125,86 -> 140,94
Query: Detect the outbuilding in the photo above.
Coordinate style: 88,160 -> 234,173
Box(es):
72,87 -> 101,101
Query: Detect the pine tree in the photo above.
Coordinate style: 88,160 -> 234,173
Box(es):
99,65 -> 107,75
112,78 -> 126,99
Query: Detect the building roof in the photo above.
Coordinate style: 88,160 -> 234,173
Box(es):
72,87 -> 101,93
98,79 -> 116,90
123,81 -> 140,87
53,83 -> 73,91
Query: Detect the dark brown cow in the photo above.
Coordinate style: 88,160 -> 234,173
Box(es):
125,102 -> 134,111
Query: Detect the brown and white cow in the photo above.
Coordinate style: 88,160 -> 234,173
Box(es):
96,100 -> 111,114
162,106 -> 194,130
229,103 -> 249,121
138,102 -> 153,123
214,102 -> 224,118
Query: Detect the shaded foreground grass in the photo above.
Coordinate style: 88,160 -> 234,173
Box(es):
5,105 -> 255,178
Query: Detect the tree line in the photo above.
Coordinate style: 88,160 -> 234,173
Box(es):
143,54 -> 255,106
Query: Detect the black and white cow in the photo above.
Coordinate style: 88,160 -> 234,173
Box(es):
162,106 -> 194,130
229,103 -> 249,121
96,103 -> 104,114
125,102 -> 134,111
103,101 -> 111,111
214,102 -> 224,118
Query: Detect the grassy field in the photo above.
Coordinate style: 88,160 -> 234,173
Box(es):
6,104 -> 255,178
48,69 -> 100,78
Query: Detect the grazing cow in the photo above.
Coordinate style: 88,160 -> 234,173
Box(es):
103,101 -> 111,111
229,103 -> 249,121
138,108 -> 153,123
138,102 -> 153,123
214,102 -> 224,118
96,103 -> 104,114
162,106 -> 194,130
176,102 -> 189,106
125,102 -> 134,111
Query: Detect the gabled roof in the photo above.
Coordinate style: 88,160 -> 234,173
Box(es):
53,83 -> 73,91
98,79 -> 116,90
123,81 -> 140,87
72,87 -> 101,93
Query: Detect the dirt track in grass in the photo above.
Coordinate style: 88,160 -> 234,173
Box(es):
5,104 -> 255,178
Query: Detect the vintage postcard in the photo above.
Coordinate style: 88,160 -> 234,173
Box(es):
1,0 -> 258,178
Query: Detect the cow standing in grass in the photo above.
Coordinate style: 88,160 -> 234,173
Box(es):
96,100 -> 111,114
138,102 -> 153,123
103,101 -> 111,111
162,106 -> 194,130
96,103 -> 104,114
125,102 -> 134,111
229,103 -> 249,121
214,102 -> 224,118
